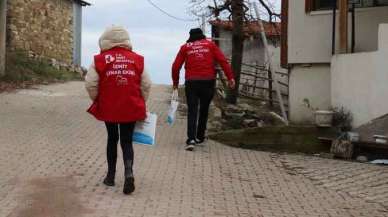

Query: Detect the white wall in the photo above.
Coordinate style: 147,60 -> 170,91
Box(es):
288,1 -> 388,64
331,24 -> 388,127
289,64 -> 331,124
0,0 -> 6,76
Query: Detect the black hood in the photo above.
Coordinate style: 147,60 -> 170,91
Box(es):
187,28 -> 206,43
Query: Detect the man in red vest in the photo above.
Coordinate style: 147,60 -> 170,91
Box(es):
85,26 -> 151,195
172,28 -> 235,151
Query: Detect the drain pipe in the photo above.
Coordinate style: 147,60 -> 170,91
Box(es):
332,0 -> 337,55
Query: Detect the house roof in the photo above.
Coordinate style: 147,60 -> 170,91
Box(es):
209,19 -> 281,38
73,0 -> 91,6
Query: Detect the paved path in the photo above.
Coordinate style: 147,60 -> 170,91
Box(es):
0,81 -> 387,217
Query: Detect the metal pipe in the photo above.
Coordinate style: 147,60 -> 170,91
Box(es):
351,3 -> 356,53
332,0 -> 337,55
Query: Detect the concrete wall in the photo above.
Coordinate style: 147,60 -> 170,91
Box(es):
331,24 -> 388,127
0,0 -> 6,76
218,29 -> 266,65
288,1 -> 388,64
217,29 -> 288,96
73,2 -> 82,66
7,0 -> 74,64
289,64 -> 331,124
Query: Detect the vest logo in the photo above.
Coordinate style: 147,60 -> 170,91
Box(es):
105,55 -> 116,64
116,75 -> 128,86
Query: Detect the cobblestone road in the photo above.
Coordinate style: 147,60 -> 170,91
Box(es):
0,82 -> 387,217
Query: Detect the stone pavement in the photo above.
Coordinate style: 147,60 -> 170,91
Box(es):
0,81 -> 387,217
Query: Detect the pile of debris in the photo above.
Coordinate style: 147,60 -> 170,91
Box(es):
208,103 -> 286,133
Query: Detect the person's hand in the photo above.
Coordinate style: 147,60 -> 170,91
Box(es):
228,79 -> 236,90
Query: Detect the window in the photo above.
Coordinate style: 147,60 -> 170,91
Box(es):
314,0 -> 336,10
306,0 -> 388,12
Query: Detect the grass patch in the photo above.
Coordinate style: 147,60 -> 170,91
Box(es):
0,51 -> 81,90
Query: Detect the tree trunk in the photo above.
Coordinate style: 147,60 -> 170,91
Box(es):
226,0 -> 244,104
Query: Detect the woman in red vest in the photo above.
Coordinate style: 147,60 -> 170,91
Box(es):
85,26 -> 152,195
172,28 -> 235,151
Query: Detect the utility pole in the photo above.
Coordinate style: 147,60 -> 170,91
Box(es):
226,0 -> 244,104
253,2 -> 289,125
201,14 -> 206,33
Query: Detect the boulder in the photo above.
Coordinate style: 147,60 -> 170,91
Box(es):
242,119 -> 258,128
356,155 -> 368,163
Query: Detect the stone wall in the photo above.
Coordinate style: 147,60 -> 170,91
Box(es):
0,0 -> 6,76
7,0 -> 74,64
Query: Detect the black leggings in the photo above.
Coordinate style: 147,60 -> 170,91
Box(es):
185,80 -> 215,141
104,122 -> 136,175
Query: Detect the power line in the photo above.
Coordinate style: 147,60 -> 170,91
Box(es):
146,0 -> 198,22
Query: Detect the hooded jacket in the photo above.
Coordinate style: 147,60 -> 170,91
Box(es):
85,26 -> 152,122
172,39 -> 234,86
85,26 -> 152,102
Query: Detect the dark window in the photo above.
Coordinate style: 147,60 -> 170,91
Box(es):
313,0 -> 336,10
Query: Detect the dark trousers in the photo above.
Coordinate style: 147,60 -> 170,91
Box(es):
104,122 -> 136,177
185,80 -> 215,141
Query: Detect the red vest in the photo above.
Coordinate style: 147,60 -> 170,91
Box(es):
87,47 -> 146,122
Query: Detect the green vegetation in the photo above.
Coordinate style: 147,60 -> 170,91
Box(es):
1,50 -> 81,84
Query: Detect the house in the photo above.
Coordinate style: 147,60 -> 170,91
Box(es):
281,0 -> 388,127
0,0 -> 90,76
210,19 -> 288,103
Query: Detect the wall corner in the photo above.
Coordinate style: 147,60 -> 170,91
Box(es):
378,23 -> 388,52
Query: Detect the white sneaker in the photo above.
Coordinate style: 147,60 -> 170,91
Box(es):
185,140 -> 196,151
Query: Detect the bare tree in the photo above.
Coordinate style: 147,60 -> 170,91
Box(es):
188,0 -> 281,104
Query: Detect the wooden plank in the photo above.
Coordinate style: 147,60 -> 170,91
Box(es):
239,84 -> 289,96
339,0 -> 349,53
305,0 -> 313,13
281,0 -> 289,68
240,94 -> 289,106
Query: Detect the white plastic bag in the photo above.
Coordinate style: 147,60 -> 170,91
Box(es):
167,90 -> 179,125
133,112 -> 158,146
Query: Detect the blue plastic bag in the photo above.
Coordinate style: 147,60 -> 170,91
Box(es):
167,90 -> 179,125
133,112 -> 158,146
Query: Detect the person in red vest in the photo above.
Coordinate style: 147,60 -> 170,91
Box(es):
172,28 -> 235,151
85,26 -> 152,195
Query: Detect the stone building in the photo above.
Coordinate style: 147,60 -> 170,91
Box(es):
0,0 -> 90,76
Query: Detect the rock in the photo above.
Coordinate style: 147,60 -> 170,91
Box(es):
209,121 -> 223,131
242,119 -> 258,128
238,103 -> 255,112
356,155 -> 368,163
213,107 -> 222,118
257,120 -> 264,128
224,111 -> 246,120
225,104 -> 240,112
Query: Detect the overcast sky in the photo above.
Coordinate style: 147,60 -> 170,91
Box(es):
81,0 -> 280,84
82,0 -> 203,84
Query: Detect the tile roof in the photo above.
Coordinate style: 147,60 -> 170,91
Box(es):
210,19 -> 281,37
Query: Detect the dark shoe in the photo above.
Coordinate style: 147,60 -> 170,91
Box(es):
123,177 -> 135,195
103,174 -> 115,187
185,139 -> 196,151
